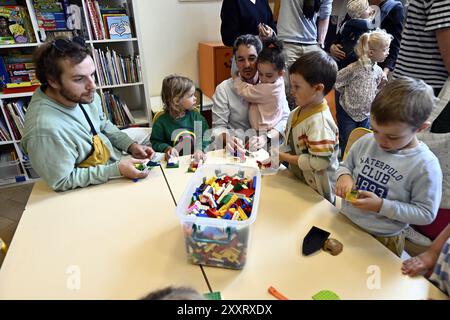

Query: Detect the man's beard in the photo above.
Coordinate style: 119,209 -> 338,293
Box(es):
60,86 -> 95,105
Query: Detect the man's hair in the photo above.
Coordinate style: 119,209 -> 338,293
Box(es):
34,37 -> 91,86
289,50 -> 338,95
371,77 -> 436,128
161,74 -> 195,119
142,286 -> 205,300
232,34 -> 263,55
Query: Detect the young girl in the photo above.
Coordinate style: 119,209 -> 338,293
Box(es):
232,37 -> 286,135
334,28 -> 393,155
150,75 -> 209,161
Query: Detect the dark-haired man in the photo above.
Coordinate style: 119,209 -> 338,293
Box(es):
22,37 -> 154,191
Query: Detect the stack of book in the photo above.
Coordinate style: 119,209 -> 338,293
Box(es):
94,47 -> 141,86
0,5 -> 36,44
33,0 -> 88,41
33,0 -> 66,31
0,52 -> 40,93
100,91 -> 136,128
86,0 -> 132,40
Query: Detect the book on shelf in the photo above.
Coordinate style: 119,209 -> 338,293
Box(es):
0,115 -> 12,141
1,52 -> 40,92
4,98 -> 28,140
105,15 -> 131,40
33,0 -> 66,32
101,91 -> 136,127
0,5 -> 36,44
94,47 -> 141,86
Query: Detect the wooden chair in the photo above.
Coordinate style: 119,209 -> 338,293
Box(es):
342,127 -> 372,160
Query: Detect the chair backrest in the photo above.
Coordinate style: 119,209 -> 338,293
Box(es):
343,127 -> 372,160
1,237 -> 8,254
152,110 -> 165,124
195,87 -> 203,112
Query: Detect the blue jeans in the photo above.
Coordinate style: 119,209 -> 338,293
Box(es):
335,91 -> 370,157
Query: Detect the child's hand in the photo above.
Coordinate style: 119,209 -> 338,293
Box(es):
192,150 -> 206,164
352,190 -> 383,213
248,135 -> 267,151
164,147 -> 179,161
335,174 -> 354,198
226,136 -> 245,156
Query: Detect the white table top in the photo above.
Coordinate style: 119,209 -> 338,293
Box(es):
0,167 -> 208,299
161,150 -> 447,300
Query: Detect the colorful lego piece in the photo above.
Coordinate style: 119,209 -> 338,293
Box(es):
166,156 -> 179,168
203,291 -> 222,300
312,290 -> 341,300
345,188 -> 359,203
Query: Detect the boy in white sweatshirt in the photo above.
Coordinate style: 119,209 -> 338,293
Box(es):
335,77 -> 443,257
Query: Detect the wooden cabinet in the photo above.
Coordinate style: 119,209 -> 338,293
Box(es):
198,41 -> 233,98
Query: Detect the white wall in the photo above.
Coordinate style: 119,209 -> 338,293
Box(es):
135,0 -> 222,95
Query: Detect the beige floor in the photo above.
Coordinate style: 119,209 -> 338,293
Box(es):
0,183 -> 33,268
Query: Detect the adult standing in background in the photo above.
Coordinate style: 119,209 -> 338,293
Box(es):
393,0 -> 450,247
394,0 -> 450,101
220,0 -> 277,48
330,0 -> 405,77
275,0 -> 333,107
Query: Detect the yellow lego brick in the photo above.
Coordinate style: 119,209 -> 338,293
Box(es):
345,189 -> 359,203
238,207 -> 248,220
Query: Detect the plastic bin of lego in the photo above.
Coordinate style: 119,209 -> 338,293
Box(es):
176,164 -> 261,269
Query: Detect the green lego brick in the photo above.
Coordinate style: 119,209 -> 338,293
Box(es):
312,290 -> 340,300
204,291 -> 222,300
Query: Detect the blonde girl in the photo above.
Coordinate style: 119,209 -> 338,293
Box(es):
334,29 -> 393,155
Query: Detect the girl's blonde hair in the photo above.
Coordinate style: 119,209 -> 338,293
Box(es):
161,74 -> 195,119
355,29 -> 393,66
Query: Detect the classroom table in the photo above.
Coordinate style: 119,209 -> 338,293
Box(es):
0,166 -> 209,299
161,150 -> 447,300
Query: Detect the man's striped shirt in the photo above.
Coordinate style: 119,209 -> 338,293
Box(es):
394,0 -> 450,90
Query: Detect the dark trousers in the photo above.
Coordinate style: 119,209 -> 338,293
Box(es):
335,91 -> 370,157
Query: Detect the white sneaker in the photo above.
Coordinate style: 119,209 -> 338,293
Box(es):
404,226 -> 432,246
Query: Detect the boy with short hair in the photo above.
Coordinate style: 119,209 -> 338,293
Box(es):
277,50 -> 339,203
335,77 -> 443,257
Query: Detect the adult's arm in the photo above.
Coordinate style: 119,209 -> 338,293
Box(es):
382,5 -> 405,72
436,27 -> 450,74
212,82 -> 231,138
26,135 -> 121,191
317,0 -> 333,46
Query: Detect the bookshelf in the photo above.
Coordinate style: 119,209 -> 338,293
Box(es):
0,0 -> 151,187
